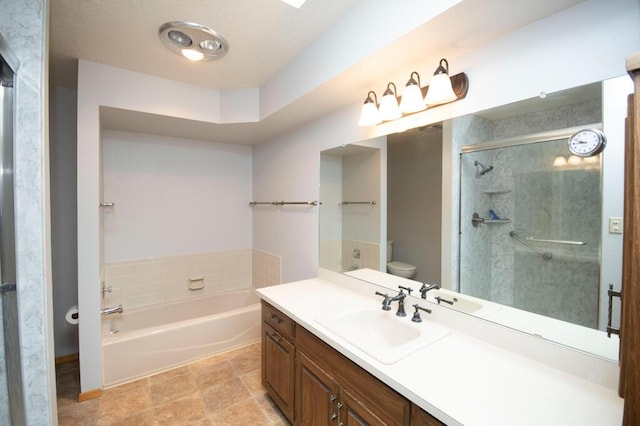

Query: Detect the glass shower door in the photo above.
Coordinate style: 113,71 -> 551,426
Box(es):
0,50 -> 25,426
459,138 -> 602,328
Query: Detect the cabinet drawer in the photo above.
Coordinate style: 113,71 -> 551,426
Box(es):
262,301 -> 295,340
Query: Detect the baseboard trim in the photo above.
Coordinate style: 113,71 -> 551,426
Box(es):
78,389 -> 102,402
55,353 -> 79,364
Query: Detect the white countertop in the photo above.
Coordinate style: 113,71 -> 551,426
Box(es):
257,277 -> 623,426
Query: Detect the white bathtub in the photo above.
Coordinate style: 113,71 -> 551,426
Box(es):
102,288 -> 261,387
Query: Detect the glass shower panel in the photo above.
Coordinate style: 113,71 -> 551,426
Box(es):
459,139 -> 602,328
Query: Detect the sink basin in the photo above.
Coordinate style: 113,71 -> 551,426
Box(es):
315,308 -> 450,364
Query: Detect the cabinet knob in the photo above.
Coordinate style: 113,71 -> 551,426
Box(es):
330,413 -> 338,420
269,331 -> 282,343
337,402 -> 344,409
330,394 -> 337,402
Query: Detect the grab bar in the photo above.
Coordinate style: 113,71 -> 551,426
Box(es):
524,237 -> 586,245
249,201 -> 319,206
509,231 -> 552,261
340,201 -> 376,205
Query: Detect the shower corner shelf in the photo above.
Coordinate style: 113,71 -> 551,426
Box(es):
471,212 -> 511,227
482,189 -> 512,195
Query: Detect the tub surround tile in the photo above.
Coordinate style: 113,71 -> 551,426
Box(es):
103,249 -> 281,310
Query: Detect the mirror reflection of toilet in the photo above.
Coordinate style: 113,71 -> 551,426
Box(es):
386,241 -> 417,279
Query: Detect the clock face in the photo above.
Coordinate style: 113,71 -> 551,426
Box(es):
568,129 -> 606,157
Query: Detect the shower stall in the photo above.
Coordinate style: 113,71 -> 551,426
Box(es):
0,42 -> 25,425
459,134 -> 602,329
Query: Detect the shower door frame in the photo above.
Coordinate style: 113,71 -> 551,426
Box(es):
457,123 -> 608,328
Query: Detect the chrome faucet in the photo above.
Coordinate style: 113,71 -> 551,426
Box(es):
100,305 -> 123,316
419,283 -> 440,299
375,286 -> 412,317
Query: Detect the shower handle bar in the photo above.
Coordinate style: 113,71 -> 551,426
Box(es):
249,201 -> 320,206
340,201 -> 377,205
524,237 -> 586,245
509,231 -> 552,261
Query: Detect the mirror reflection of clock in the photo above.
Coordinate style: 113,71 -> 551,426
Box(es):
568,128 -> 606,157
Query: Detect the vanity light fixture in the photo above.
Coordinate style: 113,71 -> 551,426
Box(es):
379,82 -> 402,121
424,58 -> 457,106
159,21 -> 229,62
358,91 -> 382,126
399,71 -> 427,114
357,58 -> 468,126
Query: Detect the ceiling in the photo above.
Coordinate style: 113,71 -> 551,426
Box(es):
50,0 -> 587,145
49,0 -> 361,90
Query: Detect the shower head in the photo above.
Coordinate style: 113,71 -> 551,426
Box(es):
474,160 -> 494,176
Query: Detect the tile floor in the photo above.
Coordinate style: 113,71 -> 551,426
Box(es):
56,342 -> 290,425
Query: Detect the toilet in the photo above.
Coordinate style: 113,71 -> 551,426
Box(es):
386,241 -> 417,279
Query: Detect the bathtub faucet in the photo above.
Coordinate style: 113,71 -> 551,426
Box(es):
101,305 -> 123,316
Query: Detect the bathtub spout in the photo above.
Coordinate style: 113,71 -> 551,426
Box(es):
101,305 -> 123,316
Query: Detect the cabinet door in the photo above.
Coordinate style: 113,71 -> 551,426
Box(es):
296,352 -> 340,426
263,323 -> 295,422
340,387 -> 388,426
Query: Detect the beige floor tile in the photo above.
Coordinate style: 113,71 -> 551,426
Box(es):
57,398 -> 100,426
153,392 -> 209,426
148,365 -> 191,386
102,378 -> 149,400
255,393 -> 291,426
228,346 -> 261,376
192,360 -> 237,391
202,377 -> 253,414
97,409 -> 154,426
150,371 -> 198,406
209,399 -> 270,426
240,369 -> 266,396
98,388 -> 151,423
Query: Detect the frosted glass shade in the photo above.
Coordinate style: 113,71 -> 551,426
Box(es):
400,83 -> 426,114
425,73 -> 457,106
379,92 -> 402,121
358,100 -> 381,126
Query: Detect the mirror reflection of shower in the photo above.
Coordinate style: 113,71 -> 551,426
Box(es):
459,136 -> 602,329
474,160 -> 494,176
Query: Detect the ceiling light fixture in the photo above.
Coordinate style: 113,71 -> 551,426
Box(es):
357,58 -> 469,126
159,22 -> 229,62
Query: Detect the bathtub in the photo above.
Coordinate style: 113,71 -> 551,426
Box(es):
102,288 -> 261,387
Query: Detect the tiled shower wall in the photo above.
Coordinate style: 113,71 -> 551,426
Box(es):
102,249 -> 281,309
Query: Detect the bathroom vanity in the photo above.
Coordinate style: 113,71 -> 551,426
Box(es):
258,272 -> 623,425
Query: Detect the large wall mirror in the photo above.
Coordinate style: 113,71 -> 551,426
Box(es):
319,76 -> 633,362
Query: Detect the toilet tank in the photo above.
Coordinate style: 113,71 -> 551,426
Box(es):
386,241 -> 393,262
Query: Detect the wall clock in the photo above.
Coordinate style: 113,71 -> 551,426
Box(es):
567,128 -> 607,157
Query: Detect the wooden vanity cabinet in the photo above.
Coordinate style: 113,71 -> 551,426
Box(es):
261,301 -> 443,426
262,301 -> 296,423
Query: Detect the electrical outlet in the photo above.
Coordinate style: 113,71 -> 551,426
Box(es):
609,217 -> 623,234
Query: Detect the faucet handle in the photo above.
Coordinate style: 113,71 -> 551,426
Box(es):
411,304 -> 432,323
398,285 -> 413,295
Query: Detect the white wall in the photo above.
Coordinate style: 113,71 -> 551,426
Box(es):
50,87 -> 79,358
102,130 -> 252,262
